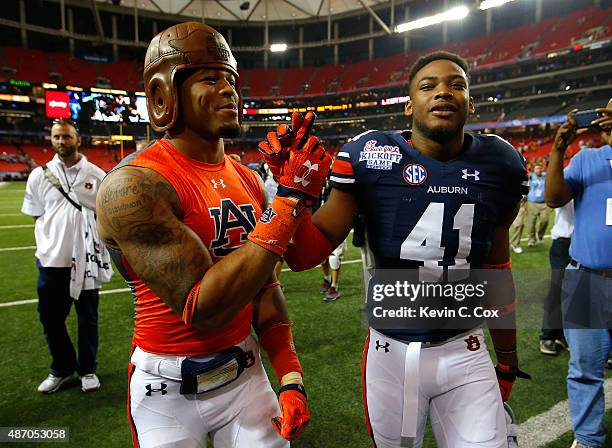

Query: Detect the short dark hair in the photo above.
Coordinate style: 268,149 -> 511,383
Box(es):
407,51 -> 470,90
52,118 -> 79,134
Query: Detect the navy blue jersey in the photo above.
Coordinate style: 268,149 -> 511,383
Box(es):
330,130 -> 528,341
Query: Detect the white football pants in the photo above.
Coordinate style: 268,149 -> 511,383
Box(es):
363,328 -> 507,448
128,336 -> 288,448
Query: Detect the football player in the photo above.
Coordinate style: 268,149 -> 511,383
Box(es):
261,51 -> 530,447
97,22 -> 331,447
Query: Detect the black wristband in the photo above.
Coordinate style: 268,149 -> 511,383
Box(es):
494,347 -> 517,355
279,382 -> 307,398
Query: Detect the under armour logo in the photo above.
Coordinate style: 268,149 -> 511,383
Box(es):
375,340 -> 390,352
294,160 -> 319,187
244,350 -> 255,368
145,383 -> 168,396
461,169 -> 480,181
259,207 -> 277,224
211,178 -> 226,189
465,335 -> 480,351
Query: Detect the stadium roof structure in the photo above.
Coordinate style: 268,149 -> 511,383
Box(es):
97,0 -> 412,25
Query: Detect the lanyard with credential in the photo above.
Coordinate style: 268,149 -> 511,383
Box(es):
42,164 -> 82,212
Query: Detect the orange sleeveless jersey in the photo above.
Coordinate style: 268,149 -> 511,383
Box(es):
117,139 -> 264,356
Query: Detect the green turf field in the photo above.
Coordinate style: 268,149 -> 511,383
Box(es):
1,181 -> 610,448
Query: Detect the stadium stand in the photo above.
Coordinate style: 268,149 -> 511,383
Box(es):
278,66 -> 315,96
21,145 -> 54,167
99,60 -> 141,92
535,6 -> 604,54
0,143 -> 19,155
365,52 -> 411,88
0,161 -> 28,172
336,58 -> 376,92
245,67 -> 282,97
2,46 -> 51,84
1,6 -> 610,97
478,18 -> 558,66
305,63 -> 345,95
51,53 -> 98,87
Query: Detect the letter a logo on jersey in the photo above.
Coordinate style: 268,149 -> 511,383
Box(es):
259,207 -> 277,224
209,199 -> 257,257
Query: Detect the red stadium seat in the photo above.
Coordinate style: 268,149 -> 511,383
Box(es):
479,17 -> 557,66
366,53 -> 408,88
0,161 -> 28,172
243,68 -> 281,97
278,67 -> 315,96
536,7 -> 606,54
336,59 -> 376,92
21,145 -> 54,166
0,144 -> 20,155
306,64 -> 345,95
3,46 -> 51,84
100,60 -> 141,91
51,53 -> 97,88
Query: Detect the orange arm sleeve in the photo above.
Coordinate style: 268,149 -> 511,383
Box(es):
258,323 -> 303,382
283,210 -> 334,272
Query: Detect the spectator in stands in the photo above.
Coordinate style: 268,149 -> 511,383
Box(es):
524,161 -> 552,246
539,200 -> 573,355
545,100 -> 612,448
21,118 -> 111,395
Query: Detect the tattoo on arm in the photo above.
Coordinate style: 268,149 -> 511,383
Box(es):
97,167 -> 212,314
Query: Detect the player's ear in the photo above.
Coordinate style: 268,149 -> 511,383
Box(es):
405,98 -> 413,118
468,96 -> 475,115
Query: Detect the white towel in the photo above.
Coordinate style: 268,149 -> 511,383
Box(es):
70,208 -> 113,299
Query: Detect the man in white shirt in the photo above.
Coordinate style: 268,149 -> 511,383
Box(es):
540,201 -> 574,355
22,119 -> 107,394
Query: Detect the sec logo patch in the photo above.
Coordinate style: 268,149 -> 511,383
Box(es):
403,163 -> 427,185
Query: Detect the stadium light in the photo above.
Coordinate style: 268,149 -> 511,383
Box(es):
270,43 -> 288,52
479,0 -> 516,10
395,6 -> 469,33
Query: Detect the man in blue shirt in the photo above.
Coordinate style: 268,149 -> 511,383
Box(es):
524,161 -> 552,247
545,99 -> 612,448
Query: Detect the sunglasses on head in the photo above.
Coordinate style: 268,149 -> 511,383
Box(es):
52,118 -> 79,133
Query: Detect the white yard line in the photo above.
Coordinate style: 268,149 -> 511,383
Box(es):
0,287 -> 133,308
518,378 -> 612,446
0,224 -> 34,229
0,245 -> 36,252
0,259 -> 365,307
0,213 -> 26,217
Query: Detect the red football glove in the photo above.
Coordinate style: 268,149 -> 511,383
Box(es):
495,364 -> 531,401
275,135 -> 332,203
271,383 -> 310,441
258,112 -> 317,179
